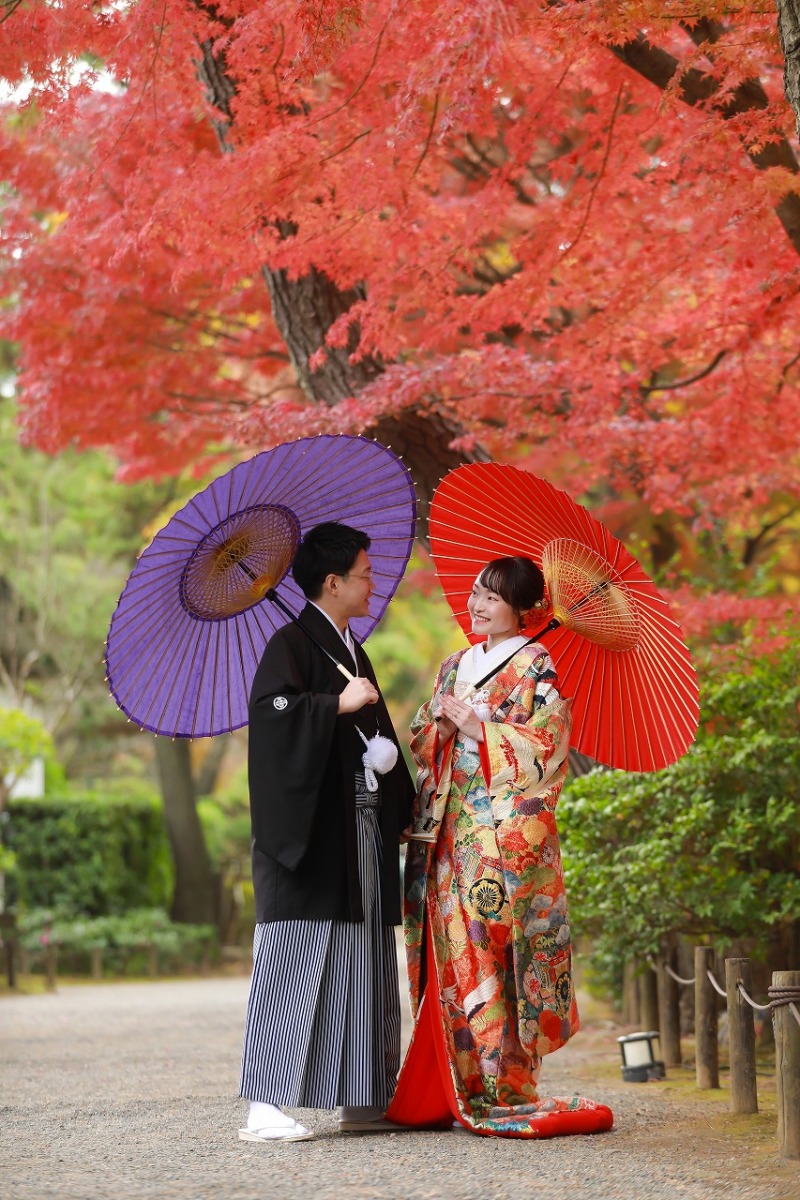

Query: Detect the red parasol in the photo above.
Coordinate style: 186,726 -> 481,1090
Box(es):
429,463 -> 699,772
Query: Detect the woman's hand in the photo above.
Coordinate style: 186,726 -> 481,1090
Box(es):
437,694 -> 484,743
431,703 -> 457,741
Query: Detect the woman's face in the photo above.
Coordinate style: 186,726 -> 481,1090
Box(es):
467,575 -> 519,644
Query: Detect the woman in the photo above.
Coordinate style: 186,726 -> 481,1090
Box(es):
387,557 -> 613,1138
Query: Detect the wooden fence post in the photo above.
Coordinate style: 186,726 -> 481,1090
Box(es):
695,946 -> 719,1089
146,944 -> 158,978
725,958 -> 757,1114
657,956 -> 682,1066
774,970 -> 800,1159
90,947 -> 103,980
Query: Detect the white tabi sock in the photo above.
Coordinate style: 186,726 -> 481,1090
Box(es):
247,1101 -> 296,1130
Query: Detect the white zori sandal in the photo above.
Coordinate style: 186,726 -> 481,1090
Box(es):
239,1103 -> 314,1143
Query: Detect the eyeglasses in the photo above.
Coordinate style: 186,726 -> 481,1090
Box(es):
342,569 -> 373,582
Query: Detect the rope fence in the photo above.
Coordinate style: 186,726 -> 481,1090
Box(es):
663,962 -> 800,1023
641,948 -> 800,1160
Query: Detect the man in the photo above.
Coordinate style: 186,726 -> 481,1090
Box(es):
238,522 -> 415,1142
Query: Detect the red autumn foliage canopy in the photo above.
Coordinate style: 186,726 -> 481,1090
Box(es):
1,0 -> 799,586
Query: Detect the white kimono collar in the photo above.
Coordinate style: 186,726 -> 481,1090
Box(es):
456,634 -> 531,685
308,601 -> 358,669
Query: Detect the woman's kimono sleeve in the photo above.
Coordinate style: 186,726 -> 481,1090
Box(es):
409,654 -> 459,825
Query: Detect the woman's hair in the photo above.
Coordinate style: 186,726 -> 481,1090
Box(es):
292,522 -> 371,599
478,556 -> 545,619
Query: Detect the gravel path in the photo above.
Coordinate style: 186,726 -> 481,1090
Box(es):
2,962 -> 798,1200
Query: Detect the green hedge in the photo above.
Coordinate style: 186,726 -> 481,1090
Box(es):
17,906 -> 215,960
6,789 -> 174,916
13,908 -> 217,977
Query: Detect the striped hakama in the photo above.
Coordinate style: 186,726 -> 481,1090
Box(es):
239,775 -> 401,1109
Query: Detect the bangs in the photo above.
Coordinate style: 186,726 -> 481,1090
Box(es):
478,563 -> 511,604
477,556 -> 545,611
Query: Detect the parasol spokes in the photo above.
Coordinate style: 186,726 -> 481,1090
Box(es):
533,539 -> 641,652
180,503 -> 301,620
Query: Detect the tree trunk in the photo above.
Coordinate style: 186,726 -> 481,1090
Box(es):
262,258 -> 383,404
695,945 -> 720,1089
195,32 -> 486,543
262,259 -> 487,535
194,735 -> 230,798
778,0 -> 800,139
154,738 -> 218,925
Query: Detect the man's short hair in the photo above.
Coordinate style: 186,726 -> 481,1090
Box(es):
292,522 -> 371,599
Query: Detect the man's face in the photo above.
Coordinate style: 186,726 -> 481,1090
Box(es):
335,549 -> 374,620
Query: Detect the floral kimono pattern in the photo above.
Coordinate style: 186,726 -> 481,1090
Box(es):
394,642 -> 613,1138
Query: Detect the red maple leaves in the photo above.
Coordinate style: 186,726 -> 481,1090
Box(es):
0,1 -> 798,622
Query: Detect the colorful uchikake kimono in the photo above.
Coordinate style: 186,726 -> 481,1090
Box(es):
387,638 -> 614,1138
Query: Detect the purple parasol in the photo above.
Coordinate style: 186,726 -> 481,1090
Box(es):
105,435 -> 416,738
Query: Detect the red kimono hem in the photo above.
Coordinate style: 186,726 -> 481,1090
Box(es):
387,914 -> 615,1140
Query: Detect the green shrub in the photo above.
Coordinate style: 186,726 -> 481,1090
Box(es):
560,638 -> 800,990
6,787 -> 174,915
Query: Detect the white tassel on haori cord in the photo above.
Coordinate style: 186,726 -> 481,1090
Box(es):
355,727 -> 399,793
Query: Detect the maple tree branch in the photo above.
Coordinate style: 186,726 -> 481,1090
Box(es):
559,83 -> 625,260
641,349 -> 728,393
309,18 -> 387,126
0,0 -> 24,23
164,389 -> 252,411
445,390 -> 542,401
84,0 -> 169,176
144,304 -> 289,350
741,507 -> 800,567
195,41 -> 236,150
610,32 -> 763,109
320,128 -> 372,162
464,132 -> 505,174
270,23 -> 286,121
412,92 -> 439,177
777,347 -> 800,393
678,17 -> 800,177
449,151 -> 491,185
454,258 -> 522,295
143,332 -> 288,364
611,32 -> 800,256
